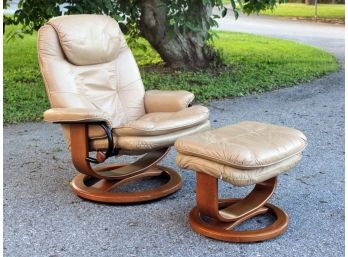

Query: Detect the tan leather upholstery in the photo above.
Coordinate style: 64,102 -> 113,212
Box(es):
176,153 -> 302,186
175,122 -> 307,186
47,15 -> 122,66
38,14 -> 210,152
115,106 -> 209,136
44,108 -> 113,126
38,15 -> 145,129
116,120 -> 210,150
175,121 -> 307,169
62,119 -> 210,151
144,90 -> 194,113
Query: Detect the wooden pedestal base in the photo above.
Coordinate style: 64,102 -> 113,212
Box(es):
189,172 -> 289,242
71,164 -> 182,203
68,124 -> 183,204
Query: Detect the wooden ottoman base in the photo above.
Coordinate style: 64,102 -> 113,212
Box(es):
189,172 -> 288,242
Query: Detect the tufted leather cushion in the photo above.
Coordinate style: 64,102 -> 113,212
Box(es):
115,106 -> 209,136
38,15 -> 146,130
116,120 -> 211,151
175,122 -> 307,186
48,15 -> 122,66
175,121 -> 307,169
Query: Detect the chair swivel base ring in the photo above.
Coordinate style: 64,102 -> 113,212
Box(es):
189,198 -> 289,243
71,164 -> 182,203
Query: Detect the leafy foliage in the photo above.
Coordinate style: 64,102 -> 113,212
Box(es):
4,0 -> 286,41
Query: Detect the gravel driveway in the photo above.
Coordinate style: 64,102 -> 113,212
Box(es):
4,14 -> 344,257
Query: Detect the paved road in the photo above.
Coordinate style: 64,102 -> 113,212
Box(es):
4,14 -> 345,257
218,12 -> 344,61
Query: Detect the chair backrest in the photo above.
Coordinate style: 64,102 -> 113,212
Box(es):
38,14 -> 146,128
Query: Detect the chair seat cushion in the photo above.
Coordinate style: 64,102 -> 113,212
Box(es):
175,121 -> 307,169
90,120 -> 210,151
114,105 -> 209,136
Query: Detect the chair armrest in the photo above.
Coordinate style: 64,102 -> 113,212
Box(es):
144,90 -> 194,113
43,108 -> 113,126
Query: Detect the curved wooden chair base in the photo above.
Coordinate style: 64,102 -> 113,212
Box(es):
69,125 -> 182,204
71,164 -> 182,203
189,198 -> 289,243
190,172 -> 289,242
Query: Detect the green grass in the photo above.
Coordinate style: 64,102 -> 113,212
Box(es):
4,28 -> 338,123
261,3 -> 345,19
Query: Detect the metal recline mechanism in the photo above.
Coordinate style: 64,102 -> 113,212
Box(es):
85,123 -> 119,164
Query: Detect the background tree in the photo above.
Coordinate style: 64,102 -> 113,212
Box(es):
4,0 -> 285,69
305,0 -> 315,5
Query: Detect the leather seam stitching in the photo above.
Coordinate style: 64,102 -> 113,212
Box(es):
116,115 -> 208,135
176,141 -> 307,169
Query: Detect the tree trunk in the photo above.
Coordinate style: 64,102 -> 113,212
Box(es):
139,0 -> 215,70
305,0 -> 316,5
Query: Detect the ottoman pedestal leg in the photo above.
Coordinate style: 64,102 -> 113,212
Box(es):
189,172 -> 289,242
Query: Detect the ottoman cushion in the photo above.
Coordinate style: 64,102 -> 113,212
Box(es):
175,121 -> 307,186
175,121 -> 307,169
176,153 -> 301,186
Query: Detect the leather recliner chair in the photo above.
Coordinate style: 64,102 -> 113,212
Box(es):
38,14 -> 210,203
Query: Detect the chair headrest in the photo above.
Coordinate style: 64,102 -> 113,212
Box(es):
48,14 -> 123,66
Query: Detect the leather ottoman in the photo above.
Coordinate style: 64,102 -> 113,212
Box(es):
175,121 -> 307,242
